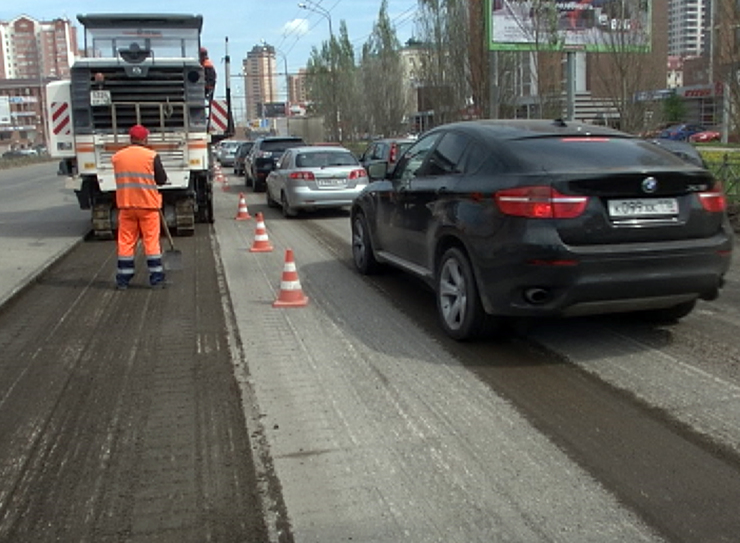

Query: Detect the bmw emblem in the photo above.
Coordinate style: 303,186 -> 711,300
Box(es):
642,177 -> 658,194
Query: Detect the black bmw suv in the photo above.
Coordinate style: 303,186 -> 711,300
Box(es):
246,136 -> 306,192
351,119 -> 734,340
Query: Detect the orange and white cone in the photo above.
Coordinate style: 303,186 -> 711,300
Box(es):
273,248 -> 309,307
234,193 -> 251,220
249,212 -> 273,253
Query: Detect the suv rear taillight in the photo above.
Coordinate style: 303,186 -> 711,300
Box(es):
697,183 -> 727,212
495,186 -> 589,219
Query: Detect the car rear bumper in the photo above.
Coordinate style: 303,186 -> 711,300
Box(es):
285,186 -> 365,210
474,235 -> 733,317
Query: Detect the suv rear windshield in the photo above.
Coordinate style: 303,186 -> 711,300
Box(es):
262,139 -> 305,153
513,137 -> 691,172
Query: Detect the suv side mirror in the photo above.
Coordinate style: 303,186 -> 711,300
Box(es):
367,162 -> 388,180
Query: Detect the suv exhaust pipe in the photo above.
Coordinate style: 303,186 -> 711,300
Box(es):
524,287 -> 551,305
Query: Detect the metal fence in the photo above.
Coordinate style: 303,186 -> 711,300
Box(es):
706,155 -> 740,203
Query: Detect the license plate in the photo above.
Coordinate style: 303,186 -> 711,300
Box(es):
317,178 -> 344,187
90,90 -> 111,106
608,198 -> 678,218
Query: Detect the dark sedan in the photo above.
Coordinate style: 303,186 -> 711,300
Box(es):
351,119 -> 734,340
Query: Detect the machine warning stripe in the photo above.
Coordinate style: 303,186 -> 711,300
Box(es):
210,100 -> 228,132
212,100 -> 227,117
51,102 -> 72,135
54,116 -> 71,135
52,102 -> 69,121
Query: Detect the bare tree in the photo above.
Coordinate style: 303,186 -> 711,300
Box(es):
488,0 -> 566,119
587,0 -> 658,133
714,0 -> 740,140
414,0 -> 472,126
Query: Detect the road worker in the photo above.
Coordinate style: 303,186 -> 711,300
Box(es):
111,124 -> 168,290
199,47 -> 217,102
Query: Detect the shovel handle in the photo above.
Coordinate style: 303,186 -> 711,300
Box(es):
159,209 -> 176,250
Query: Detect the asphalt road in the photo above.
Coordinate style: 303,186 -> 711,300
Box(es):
1,163 -> 740,542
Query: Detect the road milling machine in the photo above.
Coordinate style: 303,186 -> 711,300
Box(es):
47,13 -> 233,238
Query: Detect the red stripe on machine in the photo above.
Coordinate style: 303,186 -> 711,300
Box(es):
209,100 -> 228,132
51,102 -> 71,135
52,101 -> 68,121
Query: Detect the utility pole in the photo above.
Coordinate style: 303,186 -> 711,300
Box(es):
224,37 -> 235,137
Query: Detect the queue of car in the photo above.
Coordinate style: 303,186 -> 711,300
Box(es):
216,139 -> 246,169
218,121 -> 734,341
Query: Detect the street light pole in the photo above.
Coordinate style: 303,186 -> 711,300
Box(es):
298,1 -> 339,142
275,49 -> 290,107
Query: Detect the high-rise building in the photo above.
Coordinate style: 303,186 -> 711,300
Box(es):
0,16 -> 78,150
0,15 -> 78,79
667,0 -> 707,57
242,43 -> 279,121
288,68 -> 308,107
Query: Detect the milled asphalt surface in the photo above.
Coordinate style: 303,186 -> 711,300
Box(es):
1,166 -> 668,542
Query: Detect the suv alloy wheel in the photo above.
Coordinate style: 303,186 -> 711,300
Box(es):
436,247 -> 488,340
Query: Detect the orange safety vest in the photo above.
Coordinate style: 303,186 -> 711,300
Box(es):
202,58 -> 216,90
112,144 -> 162,209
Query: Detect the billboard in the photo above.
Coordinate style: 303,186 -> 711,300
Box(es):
488,0 -> 651,52
261,102 -> 287,118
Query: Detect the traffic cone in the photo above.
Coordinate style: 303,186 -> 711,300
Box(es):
220,170 -> 230,192
249,212 -> 273,253
234,193 -> 251,220
273,248 -> 309,307
214,164 -> 229,191
214,164 -> 224,182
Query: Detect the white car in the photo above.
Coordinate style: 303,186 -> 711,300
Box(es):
216,140 -> 244,167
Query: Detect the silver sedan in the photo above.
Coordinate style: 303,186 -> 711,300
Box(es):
266,146 -> 369,217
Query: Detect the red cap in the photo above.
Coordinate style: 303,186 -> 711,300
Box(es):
129,124 -> 149,141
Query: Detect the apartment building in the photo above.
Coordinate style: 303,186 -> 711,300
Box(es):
0,15 -> 78,150
0,15 -> 78,79
288,68 -> 308,112
242,43 -> 279,121
668,0 -> 707,58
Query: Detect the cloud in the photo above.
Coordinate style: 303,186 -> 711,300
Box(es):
282,18 -> 310,38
